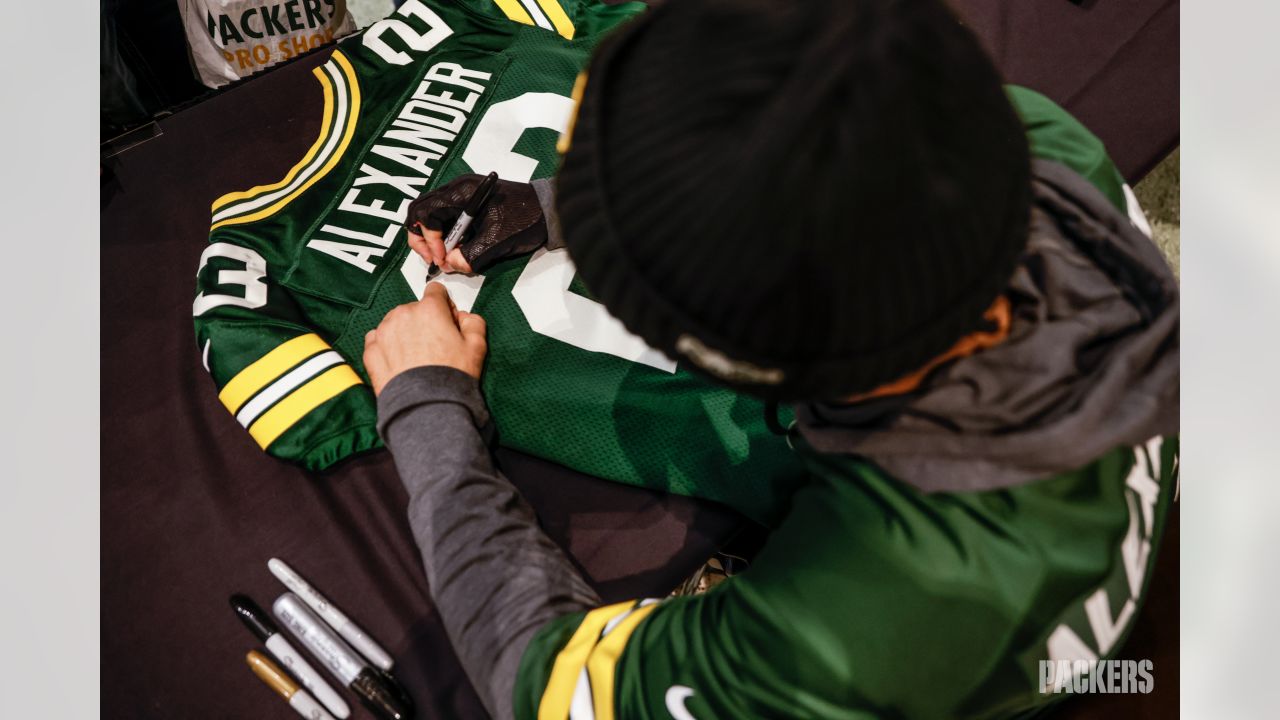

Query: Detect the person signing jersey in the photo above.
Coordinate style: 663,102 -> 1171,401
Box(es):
364,0 -> 1180,717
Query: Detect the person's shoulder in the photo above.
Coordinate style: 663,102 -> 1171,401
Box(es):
1005,85 -> 1127,213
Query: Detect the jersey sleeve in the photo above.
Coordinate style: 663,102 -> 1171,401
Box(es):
511,478 -> 1006,720
192,236 -> 380,471
479,0 -> 579,39
513,439 -> 1178,720
1006,85 -> 1129,211
1007,85 -> 1157,241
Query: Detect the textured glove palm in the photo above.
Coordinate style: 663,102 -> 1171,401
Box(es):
405,174 -> 547,273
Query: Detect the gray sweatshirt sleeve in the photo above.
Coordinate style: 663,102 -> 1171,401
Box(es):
376,366 -> 601,720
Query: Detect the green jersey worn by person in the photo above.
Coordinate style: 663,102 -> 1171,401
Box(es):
191,0 -> 803,522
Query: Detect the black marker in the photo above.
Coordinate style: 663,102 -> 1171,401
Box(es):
428,171 -> 499,278
441,171 -> 499,254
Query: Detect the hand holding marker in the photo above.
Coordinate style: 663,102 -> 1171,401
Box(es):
428,170 -> 499,279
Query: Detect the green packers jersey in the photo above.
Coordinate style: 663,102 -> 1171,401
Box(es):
192,0 -> 806,523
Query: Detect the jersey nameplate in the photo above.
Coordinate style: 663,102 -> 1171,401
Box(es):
283,51 -> 509,307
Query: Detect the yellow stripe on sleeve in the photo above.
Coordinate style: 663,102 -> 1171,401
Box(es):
218,333 -> 330,414
247,364 -> 363,449
537,601 -> 636,720
587,603 -> 658,720
533,0 -> 575,39
493,0 -> 536,26
210,52 -> 362,231
557,72 -> 588,155
210,67 -> 337,213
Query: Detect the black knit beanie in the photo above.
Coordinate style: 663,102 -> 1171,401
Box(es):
557,0 -> 1032,402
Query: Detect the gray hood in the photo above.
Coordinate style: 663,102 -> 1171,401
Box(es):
795,159 -> 1179,493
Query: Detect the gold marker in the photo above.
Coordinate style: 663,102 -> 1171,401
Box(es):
246,650 -> 338,720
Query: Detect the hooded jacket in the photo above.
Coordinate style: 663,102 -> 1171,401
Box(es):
797,156 -> 1178,494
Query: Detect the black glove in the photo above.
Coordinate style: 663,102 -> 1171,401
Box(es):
405,174 -> 547,273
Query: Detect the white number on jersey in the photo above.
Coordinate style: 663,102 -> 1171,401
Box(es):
363,0 -> 455,66
399,92 -> 674,370
193,243 -> 269,316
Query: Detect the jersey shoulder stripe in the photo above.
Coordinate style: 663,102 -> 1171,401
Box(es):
493,0 -> 575,39
208,70 -> 337,215
210,52 -> 362,230
585,602 -> 658,720
538,601 -> 635,720
537,600 -> 660,720
217,333 -> 365,450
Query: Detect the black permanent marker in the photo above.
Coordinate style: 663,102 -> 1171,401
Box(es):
427,171 -> 499,278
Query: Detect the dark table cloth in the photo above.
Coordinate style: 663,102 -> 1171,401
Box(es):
101,1 -> 1178,717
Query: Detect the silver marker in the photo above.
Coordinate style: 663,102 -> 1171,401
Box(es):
268,557 -> 395,671
230,594 -> 351,719
273,593 -> 412,720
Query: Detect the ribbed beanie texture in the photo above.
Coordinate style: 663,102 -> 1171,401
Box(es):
558,0 -> 1032,401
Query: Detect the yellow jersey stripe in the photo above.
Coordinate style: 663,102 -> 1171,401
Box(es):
533,0 -> 575,39
209,60 -> 347,225
587,603 -> 658,720
218,333 -> 330,415
538,601 -> 636,720
235,351 -> 343,428
247,364 -> 363,449
557,72 -> 588,155
210,52 -> 362,231
493,0 -> 536,26
210,67 -> 337,213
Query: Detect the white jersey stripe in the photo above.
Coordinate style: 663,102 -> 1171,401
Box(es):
568,667 -> 596,720
601,607 -> 633,637
600,598 -> 662,636
236,351 -> 344,428
519,0 -> 554,30
1122,183 -> 1154,239
212,62 -> 351,223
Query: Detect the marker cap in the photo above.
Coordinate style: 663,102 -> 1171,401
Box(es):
246,650 -> 296,700
463,172 -> 499,215
352,669 -> 414,720
377,669 -> 414,713
231,594 -> 277,642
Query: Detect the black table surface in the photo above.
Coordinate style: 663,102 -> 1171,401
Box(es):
101,1 -> 1178,717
